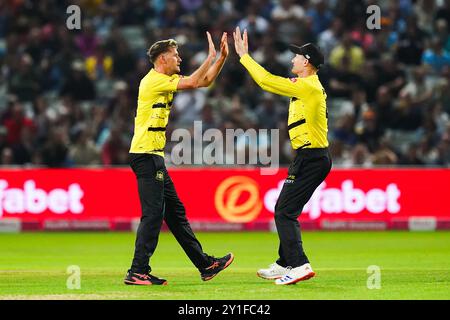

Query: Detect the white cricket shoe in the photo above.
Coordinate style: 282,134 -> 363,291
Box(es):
257,263 -> 290,280
275,263 -> 315,285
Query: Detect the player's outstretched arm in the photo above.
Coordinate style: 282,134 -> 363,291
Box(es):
233,26 -> 248,58
177,31 -> 216,90
198,32 -> 229,87
233,26 -> 300,98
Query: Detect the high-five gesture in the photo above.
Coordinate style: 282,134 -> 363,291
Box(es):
178,31 -> 228,89
233,26 -> 248,57
219,32 -> 229,59
206,31 -> 217,60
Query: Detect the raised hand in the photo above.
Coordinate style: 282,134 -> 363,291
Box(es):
219,32 -> 229,58
233,26 -> 248,57
206,31 -> 217,60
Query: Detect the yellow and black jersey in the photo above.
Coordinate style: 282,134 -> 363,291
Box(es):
129,69 -> 182,157
240,54 -> 328,150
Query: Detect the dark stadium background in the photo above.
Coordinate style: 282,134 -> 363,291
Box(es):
0,0 -> 449,168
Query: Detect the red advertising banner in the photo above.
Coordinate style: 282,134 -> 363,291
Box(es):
0,168 -> 449,230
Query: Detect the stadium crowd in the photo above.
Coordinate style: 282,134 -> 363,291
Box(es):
0,0 -> 449,167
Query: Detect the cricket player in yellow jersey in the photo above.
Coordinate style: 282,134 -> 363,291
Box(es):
233,27 -> 332,285
124,32 -> 234,286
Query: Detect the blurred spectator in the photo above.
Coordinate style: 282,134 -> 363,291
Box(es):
344,143 -> 372,168
399,66 -> 433,108
85,44 -> 113,80
111,36 -> 137,78
339,85 -> 370,122
60,61 -> 96,101
271,0 -> 305,43
238,7 -> 270,36
0,126 -> 8,158
2,100 -> 35,145
75,20 -> 100,57
395,15 -> 428,65
332,114 -> 358,147
421,37 -> 450,73
318,18 -> 343,60
372,86 -> 396,130
41,127 -> 69,167
255,92 -> 283,130
414,0 -> 436,34
374,55 -> 407,98
173,88 -> 207,126
329,32 -> 365,73
101,125 -> 129,165
179,0 -> 203,13
1,147 -> 14,166
433,139 -> 450,165
436,74 -> 450,115
68,127 -> 101,166
350,17 -> 375,53
200,103 -> 218,132
326,55 -> 363,98
399,143 -> 425,165
355,109 -> 383,152
434,0 -> 450,26
372,148 -> 398,165
8,54 -> 40,102
329,139 -> 351,166
435,19 -> 450,53
11,125 -> 34,165
306,0 -> 332,36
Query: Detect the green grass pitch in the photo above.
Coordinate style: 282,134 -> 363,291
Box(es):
0,231 -> 449,300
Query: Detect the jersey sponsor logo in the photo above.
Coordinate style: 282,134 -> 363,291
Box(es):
214,176 -> 262,222
285,175 -> 296,184
155,171 -> 164,181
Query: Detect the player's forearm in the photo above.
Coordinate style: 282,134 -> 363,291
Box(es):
199,56 -> 227,87
239,53 -> 270,86
186,55 -> 215,88
239,54 -> 297,97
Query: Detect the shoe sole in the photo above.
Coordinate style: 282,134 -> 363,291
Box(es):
124,279 -> 168,286
275,271 -> 315,285
202,253 -> 234,281
256,272 -> 283,280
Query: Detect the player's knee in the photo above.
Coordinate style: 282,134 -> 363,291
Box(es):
274,206 -> 298,221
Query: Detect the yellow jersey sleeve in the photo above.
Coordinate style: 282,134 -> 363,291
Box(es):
240,54 -> 310,98
143,72 -> 182,93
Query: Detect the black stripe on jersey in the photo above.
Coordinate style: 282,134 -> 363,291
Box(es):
296,142 -> 312,149
148,127 -> 166,131
287,119 -> 306,131
150,149 -> 164,152
152,103 -> 166,109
